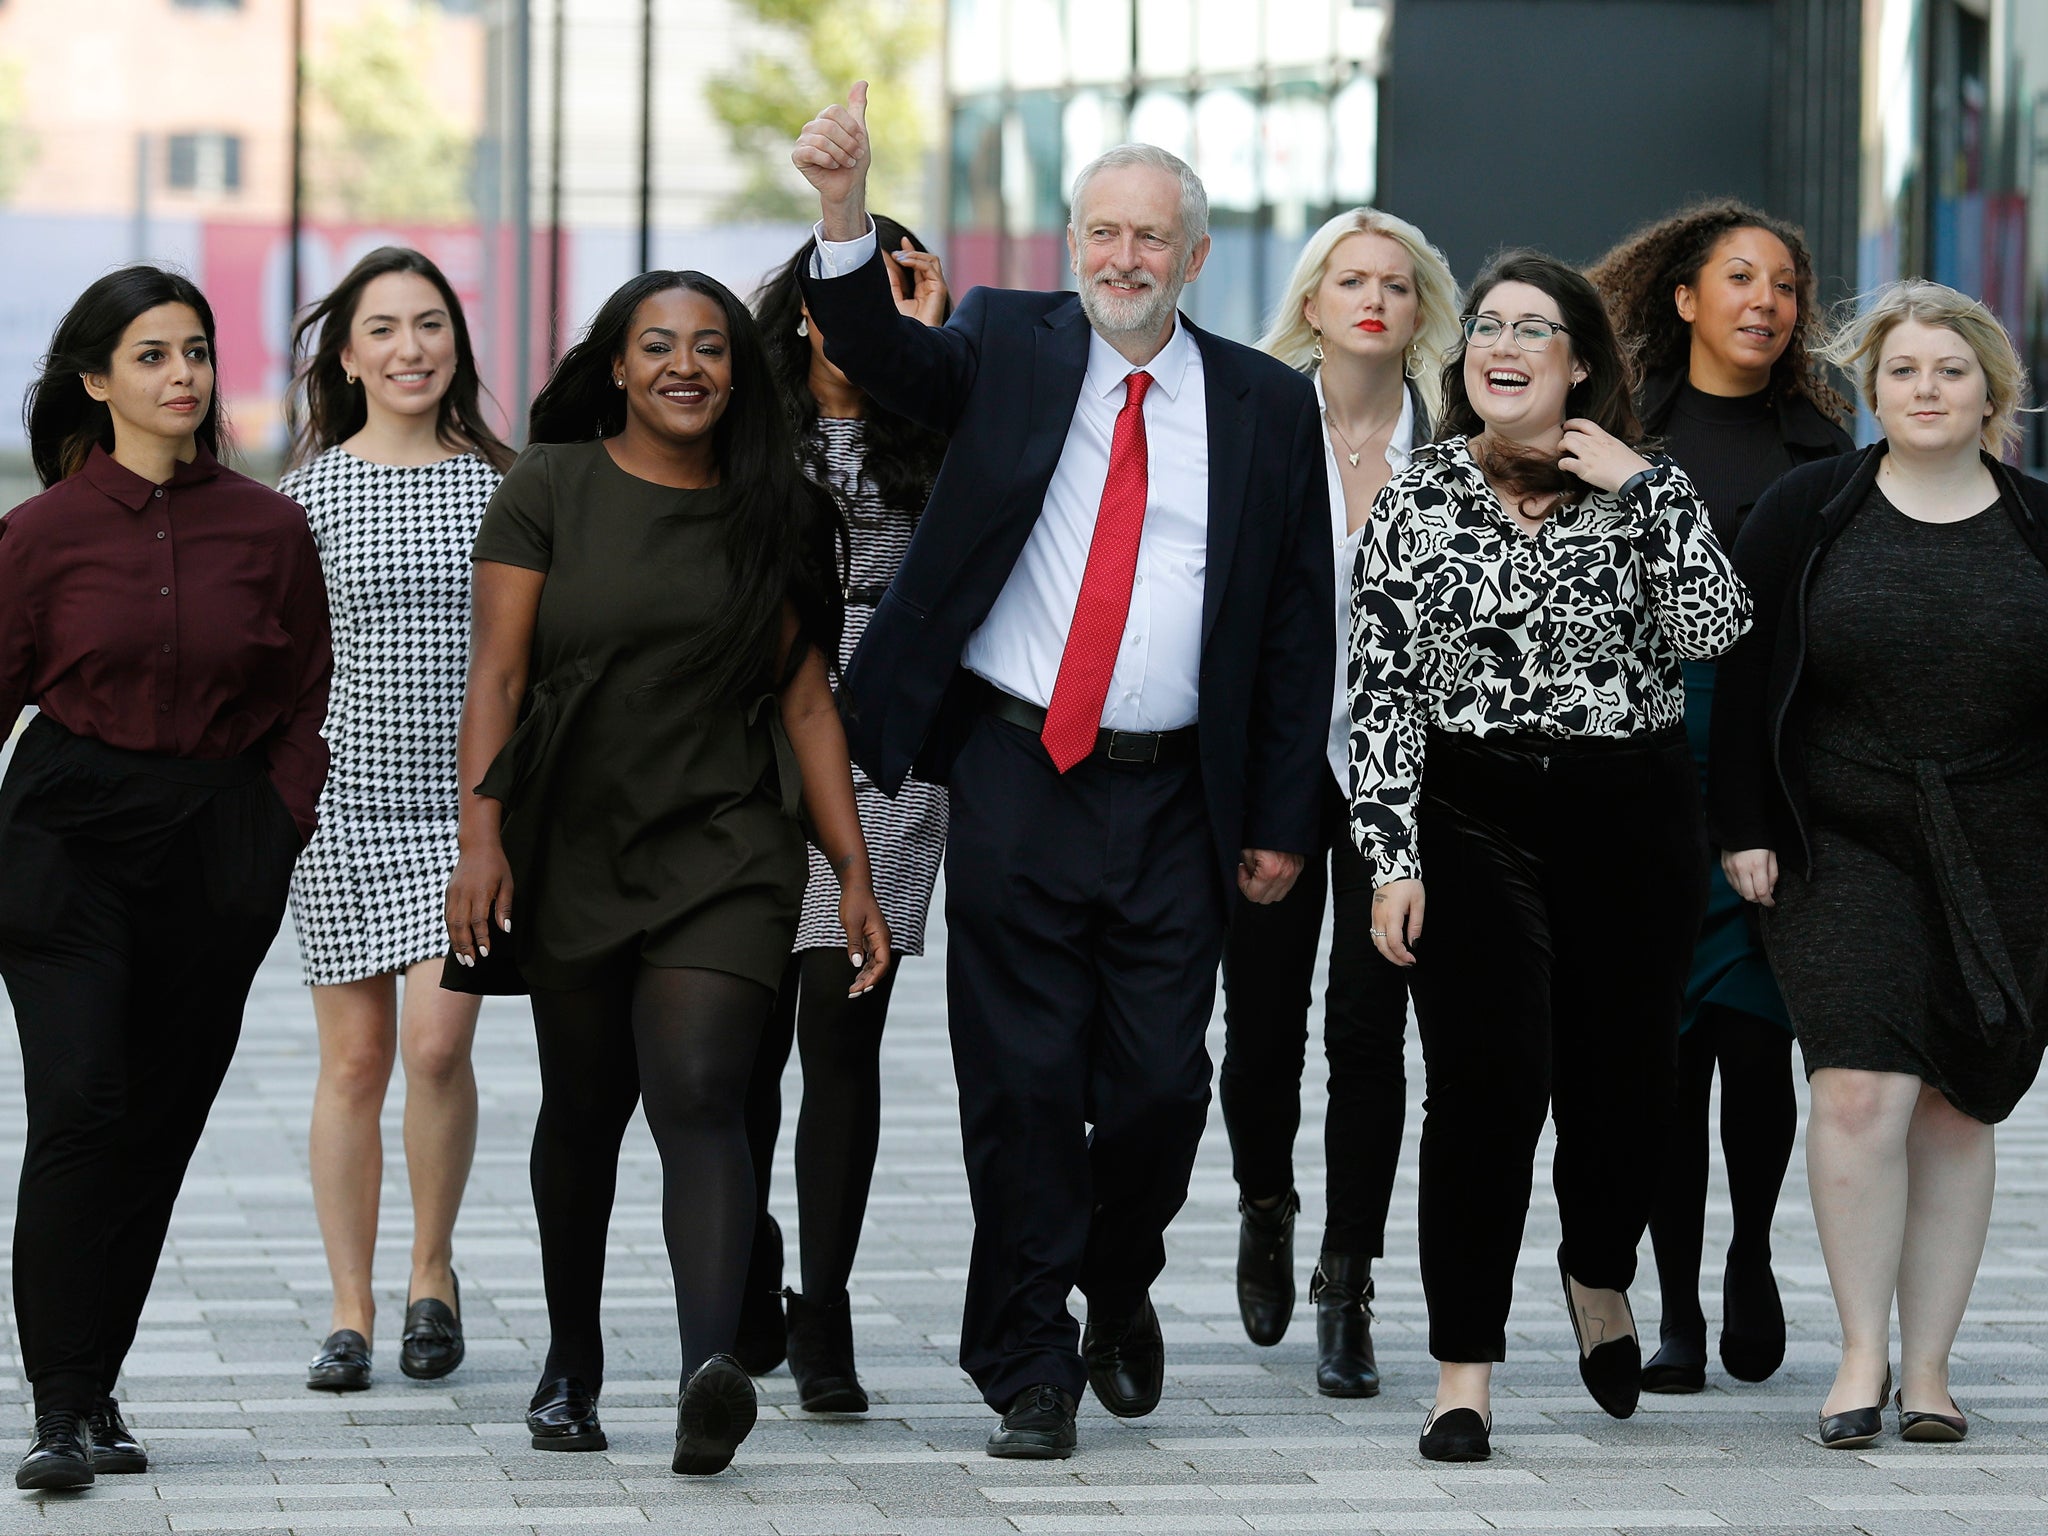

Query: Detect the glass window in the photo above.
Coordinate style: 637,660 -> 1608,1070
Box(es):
1062,91 -> 1128,192
166,132 -> 242,194
1336,0 -> 1388,68
1194,89 -> 1259,213
949,0 -> 1005,95
1008,0 -> 1066,89
1136,0 -> 1192,80
1264,0 -> 1333,71
1262,87 -> 1331,236
1065,0 -> 1133,85
1129,90 -> 1192,161
1195,0 -> 1258,78
1331,76 -> 1376,205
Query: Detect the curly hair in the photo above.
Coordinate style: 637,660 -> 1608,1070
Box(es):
1587,199 -> 1849,424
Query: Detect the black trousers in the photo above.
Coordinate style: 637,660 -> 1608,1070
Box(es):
945,714 -> 1226,1409
1406,727 -> 1705,1363
1219,773 -> 1410,1256
0,717 -> 299,1416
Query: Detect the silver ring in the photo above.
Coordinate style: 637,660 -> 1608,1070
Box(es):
1369,927 -> 1386,939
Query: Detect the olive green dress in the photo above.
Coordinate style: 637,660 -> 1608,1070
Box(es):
471,439 -> 807,993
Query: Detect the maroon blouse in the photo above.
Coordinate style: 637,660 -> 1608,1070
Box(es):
0,445 -> 332,839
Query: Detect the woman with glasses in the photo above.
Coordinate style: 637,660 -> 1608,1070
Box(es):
1349,250 -> 1750,1462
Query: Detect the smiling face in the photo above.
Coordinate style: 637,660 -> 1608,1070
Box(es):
1461,280 -> 1585,438
1676,226 -> 1797,393
82,301 -> 214,448
615,286 -> 734,445
1067,163 -> 1210,342
1305,230 -> 1421,368
340,270 -> 458,422
1872,317 -> 1995,458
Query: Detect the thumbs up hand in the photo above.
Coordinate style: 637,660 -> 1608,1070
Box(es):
793,80 -> 872,240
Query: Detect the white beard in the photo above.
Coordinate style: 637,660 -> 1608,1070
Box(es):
1080,270 -> 1183,339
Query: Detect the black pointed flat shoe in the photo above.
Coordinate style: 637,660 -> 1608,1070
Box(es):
1641,1323 -> 1707,1395
1236,1189 -> 1299,1347
1719,1257 -> 1786,1383
1418,1405 -> 1491,1462
16,1411 -> 94,1490
527,1376 -> 607,1452
986,1383 -> 1077,1459
673,1354 -> 758,1475
1895,1388 -> 1967,1443
400,1271 -> 465,1381
1558,1248 -> 1640,1419
1817,1367 -> 1891,1449
86,1398 -> 147,1474
307,1328 -> 373,1392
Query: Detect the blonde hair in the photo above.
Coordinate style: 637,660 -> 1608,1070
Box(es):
1257,207 -> 1461,425
1822,279 -> 2031,458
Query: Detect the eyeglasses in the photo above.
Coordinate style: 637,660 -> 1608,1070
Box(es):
1462,314 -> 1569,352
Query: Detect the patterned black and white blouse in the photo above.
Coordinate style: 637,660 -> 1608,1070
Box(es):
1346,435 -> 1751,885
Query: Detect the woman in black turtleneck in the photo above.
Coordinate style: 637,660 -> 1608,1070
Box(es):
1591,202 -> 1852,1394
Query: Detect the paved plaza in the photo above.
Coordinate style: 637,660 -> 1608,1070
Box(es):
3,894 -> 2048,1534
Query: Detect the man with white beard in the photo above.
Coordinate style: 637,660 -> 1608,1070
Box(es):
792,83 -> 1333,1458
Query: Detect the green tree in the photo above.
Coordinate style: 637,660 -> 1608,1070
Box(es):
310,7 -> 475,223
706,0 -> 939,223
0,57 -> 36,205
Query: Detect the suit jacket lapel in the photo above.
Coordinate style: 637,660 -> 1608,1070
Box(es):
1193,319 -> 1253,649
1025,298 -> 1091,487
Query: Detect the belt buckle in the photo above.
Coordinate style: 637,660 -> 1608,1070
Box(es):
1105,730 -> 1159,765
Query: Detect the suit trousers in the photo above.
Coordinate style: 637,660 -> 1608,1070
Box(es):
944,713 -> 1227,1410
0,717 -> 300,1415
1406,727 -> 1705,1364
1219,773 -> 1410,1256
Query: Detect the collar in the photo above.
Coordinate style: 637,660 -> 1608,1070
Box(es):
1085,315 -> 1196,403
1313,370 -> 1419,466
81,442 -> 222,510
1640,362 -> 1846,454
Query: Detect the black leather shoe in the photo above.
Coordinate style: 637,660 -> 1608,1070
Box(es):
1558,1248 -> 1640,1419
673,1354 -> 757,1475
306,1329 -> 373,1392
86,1398 -> 147,1474
1641,1320 -> 1707,1395
1418,1405 -> 1491,1462
16,1411 -> 94,1489
1236,1189 -> 1299,1346
1895,1388 -> 1967,1443
986,1383 -> 1077,1459
1310,1254 -> 1380,1398
785,1289 -> 869,1412
1719,1256 -> 1786,1383
733,1213 -> 788,1376
400,1271 -> 465,1381
527,1376 -> 607,1452
1083,1293 -> 1165,1418
1818,1368 -> 1891,1449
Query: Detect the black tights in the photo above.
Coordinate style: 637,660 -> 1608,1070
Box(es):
743,949 -> 901,1301
529,964 -> 773,1390
1646,1004 -> 1797,1337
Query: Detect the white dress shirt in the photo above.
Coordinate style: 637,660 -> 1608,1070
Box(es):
814,221 -> 1212,731
1321,373 -> 1416,791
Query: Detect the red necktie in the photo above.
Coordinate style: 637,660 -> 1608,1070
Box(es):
1042,370 -> 1154,772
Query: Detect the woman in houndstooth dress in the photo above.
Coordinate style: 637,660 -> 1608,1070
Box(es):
279,248 -> 514,1395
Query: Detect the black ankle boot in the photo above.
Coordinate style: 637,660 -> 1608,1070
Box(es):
1310,1254 -> 1379,1398
1235,1189 -> 1299,1347
733,1213 -> 787,1376
784,1289 -> 868,1413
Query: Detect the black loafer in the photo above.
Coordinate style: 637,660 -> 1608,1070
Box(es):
1641,1324 -> 1707,1395
527,1376 -> 607,1452
307,1328 -> 373,1392
1083,1293 -> 1165,1418
785,1289 -> 868,1412
16,1410 -> 94,1490
1818,1367 -> 1891,1449
1558,1248 -> 1640,1419
733,1213 -> 788,1376
86,1398 -> 147,1474
1719,1258 -> 1786,1383
1418,1405 -> 1491,1462
1236,1189 -> 1299,1346
672,1354 -> 758,1475
1895,1387 -> 1966,1443
400,1271 -> 465,1381
986,1383 -> 1077,1459
1311,1254 -> 1380,1398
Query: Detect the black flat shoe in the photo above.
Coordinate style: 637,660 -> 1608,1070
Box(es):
1236,1189 -> 1299,1347
86,1398 -> 147,1474
16,1411 -> 94,1490
733,1213 -> 788,1377
1418,1405 -> 1491,1462
986,1383 -> 1077,1459
1719,1257 -> 1786,1383
527,1376 -> 607,1452
306,1328 -> 373,1392
1558,1248 -> 1640,1419
1641,1322 -> 1707,1395
673,1355 -> 758,1475
1083,1293 -> 1165,1418
1896,1388 -> 1967,1443
1310,1254 -> 1380,1398
785,1289 -> 868,1412
400,1271 -> 465,1381
1817,1367 -> 1891,1449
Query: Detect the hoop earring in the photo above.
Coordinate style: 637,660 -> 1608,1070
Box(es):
344,371 -> 357,386
797,316 -> 809,338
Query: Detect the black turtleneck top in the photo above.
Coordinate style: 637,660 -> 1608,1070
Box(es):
1659,382 -> 1796,553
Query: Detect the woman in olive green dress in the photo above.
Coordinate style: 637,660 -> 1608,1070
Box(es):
444,270 -> 890,1477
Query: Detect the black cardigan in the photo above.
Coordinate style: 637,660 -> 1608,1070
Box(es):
1708,442 -> 2048,870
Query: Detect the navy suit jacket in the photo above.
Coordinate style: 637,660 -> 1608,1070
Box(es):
799,248 -> 1334,888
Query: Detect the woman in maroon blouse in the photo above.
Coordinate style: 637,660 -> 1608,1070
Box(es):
0,267 -> 332,1490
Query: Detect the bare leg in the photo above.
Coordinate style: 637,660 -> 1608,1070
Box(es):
1807,1067 -> 1921,1415
1896,1083 -> 1994,1414
1433,1360 -> 1493,1418
309,976 -> 400,1341
398,960 -> 481,1305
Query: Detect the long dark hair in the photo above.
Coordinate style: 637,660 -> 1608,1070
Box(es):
24,266 -> 228,488
285,246 -> 514,473
751,214 -> 948,512
529,270 -> 844,704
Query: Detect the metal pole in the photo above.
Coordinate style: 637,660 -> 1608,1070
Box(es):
510,0 -> 533,438
638,0 -> 654,273
288,0 -> 306,350
547,0 -> 567,362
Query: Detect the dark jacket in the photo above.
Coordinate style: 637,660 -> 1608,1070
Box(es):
799,249 -> 1335,886
1708,442 -> 2048,870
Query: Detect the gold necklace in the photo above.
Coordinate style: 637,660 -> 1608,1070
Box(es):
1324,409 -> 1384,469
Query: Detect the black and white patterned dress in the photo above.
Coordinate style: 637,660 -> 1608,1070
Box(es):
280,449 -> 500,986
795,418 -> 947,956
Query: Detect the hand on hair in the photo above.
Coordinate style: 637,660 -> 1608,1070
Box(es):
1558,417 -> 1652,494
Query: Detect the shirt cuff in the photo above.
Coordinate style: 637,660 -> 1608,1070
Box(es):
809,220 -> 877,280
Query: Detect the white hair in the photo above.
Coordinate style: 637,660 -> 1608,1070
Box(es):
1068,144 -> 1210,248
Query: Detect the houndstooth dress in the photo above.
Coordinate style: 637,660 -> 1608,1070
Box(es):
795,418 -> 947,956
280,449 -> 500,986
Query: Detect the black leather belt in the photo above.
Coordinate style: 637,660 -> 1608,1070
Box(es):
844,583 -> 889,606
980,685 -> 1196,767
